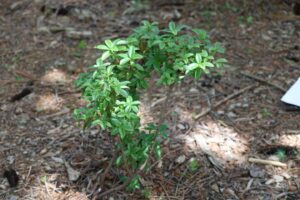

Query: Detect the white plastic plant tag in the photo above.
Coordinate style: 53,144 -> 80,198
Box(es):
281,77 -> 300,107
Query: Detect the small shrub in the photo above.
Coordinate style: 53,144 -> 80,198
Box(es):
74,21 -> 226,191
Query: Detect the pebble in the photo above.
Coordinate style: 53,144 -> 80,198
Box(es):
217,110 -> 225,115
227,111 -> 237,118
189,88 -> 198,93
249,166 -> 265,178
10,2 -> 23,11
282,172 -> 291,179
6,156 -> 15,165
66,29 -> 92,39
242,103 -> 249,108
40,148 -> 48,155
175,155 -> 186,164
37,26 -> 50,34
19,113 -> 30,124
177,123 -> 185,130
9,195 -> 19,200
51,156 -> 64,164
1,104 -> 8,111
15,107 -> 23,114
273,175 -> 284,183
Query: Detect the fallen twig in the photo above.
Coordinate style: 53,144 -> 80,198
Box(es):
91,152 -> 117,199
39,108 -> 70,119
248,158 -> 287,167
94,176 -> 133,199
194,84 -> 258,119
158,181 -> 171,200
240,71 -> 286,92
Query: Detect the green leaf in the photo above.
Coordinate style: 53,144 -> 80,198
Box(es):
168,21 -> 177,35
128,46 -> 135,58
193,68 -> 201,79
120,57 -> 130,65
195,53 -> 202,63
185,63 -> 198,72
118,88 -> 129,97
192,29 -> 207,40
216,58 -> 227,63
116,156 -> 122,166
104,40 -> 113,48
203,62 -> 214,67
155,144 -> 161,159
201,50 -> 208,57
95,44 -> 108,50
101,51 -> 110,61
116,39 -> 128,45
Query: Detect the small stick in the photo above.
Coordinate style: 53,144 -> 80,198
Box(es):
95,176 -> 133,199
194,84 -> 258,119
248,158 -> 287,167
39,108 -> 70,119
15,70 -> 39,81
158,181 -> 171,200
240,71 -> 286,92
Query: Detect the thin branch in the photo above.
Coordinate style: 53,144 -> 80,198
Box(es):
194,84 -> 258,119
94,174 -> 134,199
240,71 -> 286,92
248,158 -> 287,167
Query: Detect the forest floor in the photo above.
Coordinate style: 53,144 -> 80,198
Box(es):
1,0 -> 300,199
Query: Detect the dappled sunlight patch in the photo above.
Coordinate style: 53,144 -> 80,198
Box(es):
35,93 -> 64,112
278,133 -> 300,147
176,119 -> 249,168
41,69 -> 69,85
26,175 -> 89,200
139,101 -> 155,129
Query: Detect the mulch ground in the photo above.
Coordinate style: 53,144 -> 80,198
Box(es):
1,0 -> 300,199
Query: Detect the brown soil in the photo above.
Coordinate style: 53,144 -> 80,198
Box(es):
1,0 -> 300,199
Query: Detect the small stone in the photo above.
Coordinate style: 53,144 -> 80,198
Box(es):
282,172 -> 291,179
37,26 -> 50,34
273,175 -> 284,183
10,2 -> 23,11
8,195 -> 18,200
227,112 -> 237,118
170,143 -> 181,149
249,167 -> 265,178
61,123 -> 69,129
228,104 -> 235,110
268,155 -> 280,161
15,107 -> 23,114
78,9 -> 96,20
49,40 -> 59,48
217,110 -> 224,115
65,162 -> 80,181
51,157 -> 64,164
40,148 -> 47,155
7,156 -> 15,165
34,0 -> 44,4
189,88 -> 198,93
1,104 -> 8,111
19,113 -> 30,124
175,155 -> 186,164
90,129 -> 98,136
242,103 -> 249,108
211,184 -> 219,192
66,29 -> 92,39
157,160 -> 163,168
266,179 -> 275,185
177,123 -> 185,130
262,33 -> 272,41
